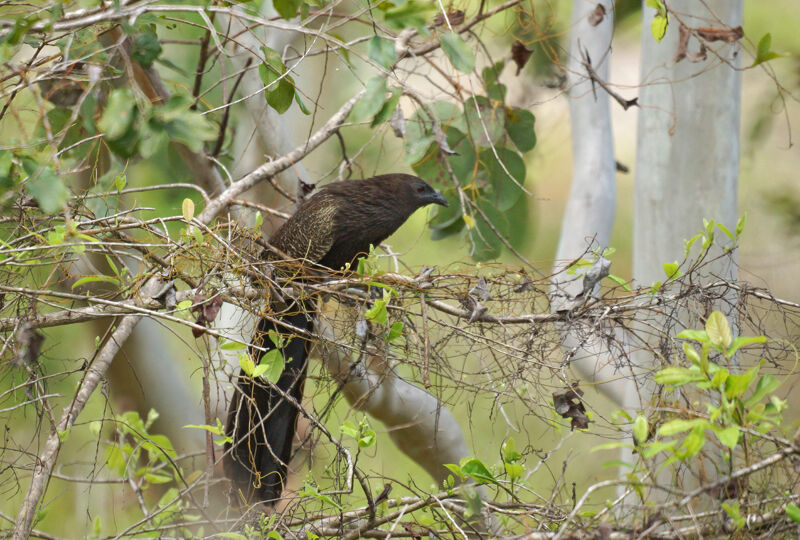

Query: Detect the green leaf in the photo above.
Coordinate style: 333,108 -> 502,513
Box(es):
505,462 -> 523,480
479,146 -> 526,211
340,421 -> 358,439
785,503 -> 800,524
258,46 -> 296,114
678,426 -> 706,458
131,30 -> 162,68
727,335 -> 766,357
220,339 -> 247,351
182,197 -> 194,224
591,441 -> 634,452
461,458 -> 497,484
722,502 -> 746,529
387,321 -> 404,342
273,0 -> 301,19
654,366 -> 705,386
440,33 -> 475,73
744,374 -> 781,408
502,437 -> 522,463
147,94 -> 217,153
650,14 -> 668,43
724,364 -> 760,399
640,439 -> 677,458
504,107 -> 536,152
351,76 -> 388,122
443,463 -> 464,480
682,342 -> 701,367
735,213 -> 746,237
658,418 -> 708,437
268,79 -> 295,115
299,483 -> 342,510
257,349 -> 285,383
633,416 -> 648,445
371,87 -> 401,127
383,0 -> 435,31
752,33 -> 783,67
99,88 -> 137,140
662,261 -> 681,279
23,161 -> 70,214
71,275 -> 121,289
468,199 -> 505,261
369,36 -> 396,69
676,329 -> 709,343
238,352 -> 255,377
715,425 -> 739,449
364,295 -> 389,325
464,96 -> 504,146
705,311 -> 733,349
183,423 -> 225,436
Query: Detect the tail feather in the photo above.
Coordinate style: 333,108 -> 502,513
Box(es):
224,304 -> 312,504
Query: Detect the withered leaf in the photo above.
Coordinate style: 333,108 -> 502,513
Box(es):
588,4 -> 606,27
696,25 -> 744,43
675,24 -> 709,63
469,276 -> 491,301
675,24 -> 690,63
552,384 -> 589,430
432,10 -> 465,27
511,40 -> 533,76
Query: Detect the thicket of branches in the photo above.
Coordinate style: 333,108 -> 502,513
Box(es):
0,0 -> 799,538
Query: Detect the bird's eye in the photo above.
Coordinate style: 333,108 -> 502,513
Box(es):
416,186 -> 425,193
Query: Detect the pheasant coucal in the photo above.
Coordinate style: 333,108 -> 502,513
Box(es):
224,173 -> 447,504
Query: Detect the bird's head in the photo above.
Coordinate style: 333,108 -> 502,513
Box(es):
390,174 -> 449,210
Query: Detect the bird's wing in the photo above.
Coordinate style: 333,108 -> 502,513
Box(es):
270,196 -> 338,264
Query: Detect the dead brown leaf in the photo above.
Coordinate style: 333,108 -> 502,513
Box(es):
696,25 -> 744,43
511,40 -> 533,76
588,4 -> 606,27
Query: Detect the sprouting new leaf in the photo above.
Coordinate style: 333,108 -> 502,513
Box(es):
705,311 -> 732,350
654,366 -> 705,386
387,321 -> 404,341
461,458 -> 497,484
786,503 -> 800,524
744,374 -> 781,408
662,261 -> 681,279
440,33 -> 475,73
238,352 -> 255,377
256,349 -> 285,383
682,342 -> 701,367
715,425 -> 739,449
752,33 -> 784,67
182,198 -> 194,225
651,14 -> 668,42
727,335 -> 766,357
633,416 -> 648,445
364,291 -> 391,325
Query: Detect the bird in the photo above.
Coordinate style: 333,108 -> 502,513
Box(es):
224,173 -> 448,504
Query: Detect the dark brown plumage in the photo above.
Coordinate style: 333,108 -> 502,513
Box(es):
224,174 -> 447,504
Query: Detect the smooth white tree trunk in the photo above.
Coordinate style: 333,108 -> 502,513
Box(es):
553,0 -> 634,407
634,1 -> 741,288
633,0 -> 742,497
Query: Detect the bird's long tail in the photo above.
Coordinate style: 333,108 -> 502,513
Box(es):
224,302 -> 312,504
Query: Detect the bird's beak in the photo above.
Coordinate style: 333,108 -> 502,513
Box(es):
432,190 -> 449,207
